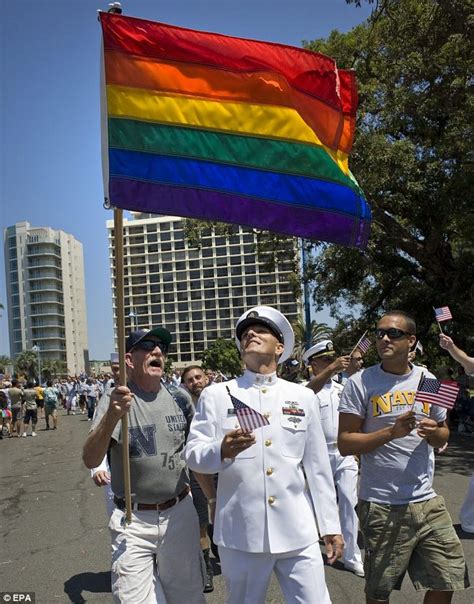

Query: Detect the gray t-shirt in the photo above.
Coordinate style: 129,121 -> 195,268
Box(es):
338,364 -> 446,505
92,382 -> 194,503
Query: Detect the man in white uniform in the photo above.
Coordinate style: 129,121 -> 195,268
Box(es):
185,306 -> 343,604
303,340 -> 364,578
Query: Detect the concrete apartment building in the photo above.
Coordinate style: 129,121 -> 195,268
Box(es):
107,213 -> 302,365
4,221 -> 89,375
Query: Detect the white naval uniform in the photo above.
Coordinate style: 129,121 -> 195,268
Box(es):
185,369 -> 341,604
317,380 -> 362,568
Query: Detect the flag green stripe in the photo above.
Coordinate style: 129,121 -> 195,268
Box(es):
108,118 -> 362,195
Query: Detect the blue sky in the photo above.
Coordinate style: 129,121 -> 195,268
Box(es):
0,0 -> 372,360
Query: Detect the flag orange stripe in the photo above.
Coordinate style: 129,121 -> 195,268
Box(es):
104,49 -> 352,152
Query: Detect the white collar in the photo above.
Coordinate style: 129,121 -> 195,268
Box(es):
240,369 -> 278,387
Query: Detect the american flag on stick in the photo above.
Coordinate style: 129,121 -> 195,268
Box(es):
226,386 -> 269,432
414,376 -> 459,410
356,336 -> 371,354
434,306 -> 453,322
350,330 -> 371,356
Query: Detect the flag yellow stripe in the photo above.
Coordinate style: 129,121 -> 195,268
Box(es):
107,84 -> 350,175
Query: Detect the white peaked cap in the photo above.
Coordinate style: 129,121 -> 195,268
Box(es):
235,305 -> 295,364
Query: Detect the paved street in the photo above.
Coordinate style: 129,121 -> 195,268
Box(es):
0,411 -> 472,603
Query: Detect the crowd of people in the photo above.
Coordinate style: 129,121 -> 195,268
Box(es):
79,306 -> 472,604
2,306 -> 473,603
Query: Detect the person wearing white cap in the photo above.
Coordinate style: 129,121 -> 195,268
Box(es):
305,341 -> 352,395
185,306 -> 343,604
303,340 -> 364,578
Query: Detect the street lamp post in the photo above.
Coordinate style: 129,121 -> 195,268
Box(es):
32,344 -> 41,384
128,308 -> 137,331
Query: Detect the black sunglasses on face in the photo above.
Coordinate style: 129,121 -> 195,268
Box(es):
134,339 -> 168,353
375,328 -> 413,340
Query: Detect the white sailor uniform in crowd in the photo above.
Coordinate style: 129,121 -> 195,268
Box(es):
317,379 -> 363,571
185,369 -> 341,604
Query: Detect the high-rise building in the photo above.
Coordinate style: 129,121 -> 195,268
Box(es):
4,221 -> 89,375
107,213 -> 302,364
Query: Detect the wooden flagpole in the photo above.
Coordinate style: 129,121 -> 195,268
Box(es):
114,207 -> 132,524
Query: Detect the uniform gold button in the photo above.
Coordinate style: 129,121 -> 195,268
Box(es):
268,496 -> 276,505
266,467 -> 273,476
265,439 -> 272,447
261,388 -> 268,393
263,412 -> 271,419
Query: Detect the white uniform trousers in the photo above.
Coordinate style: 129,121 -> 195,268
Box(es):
328,449 -> 362,566
109,494 -> 205,604
459,474 -> 474,532
219,542 -> 331,604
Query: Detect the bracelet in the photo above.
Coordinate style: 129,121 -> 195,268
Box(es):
207,498 -> 216,504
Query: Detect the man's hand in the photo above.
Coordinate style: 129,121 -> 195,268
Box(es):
323,534 -> 344,565
221,429 -> 256,460
108,386 -> 133,419
329,355 -> 351,374
92,470 -> 111,487
390,410 -> 416,439
439,334 -> 454,351
416,418 -> 439,440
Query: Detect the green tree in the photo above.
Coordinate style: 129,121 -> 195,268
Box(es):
292,318 -> 333,361
201,338 -> 243,378
0,355 -> 11,373
295,0 -> 473,371
14,350 -> 39,381
41,359 -> 67,381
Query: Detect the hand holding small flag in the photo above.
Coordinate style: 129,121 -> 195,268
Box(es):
226,386 -> 269,432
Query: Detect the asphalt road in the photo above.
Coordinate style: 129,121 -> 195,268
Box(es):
0,411 -> 472,603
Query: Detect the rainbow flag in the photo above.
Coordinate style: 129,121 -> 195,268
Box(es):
99,12 -> 371,248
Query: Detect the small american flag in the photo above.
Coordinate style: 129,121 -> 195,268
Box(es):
226,386 -> 269,432
414,377 -> 459,410
434,306 -> 453,322
355,336 -> 371,354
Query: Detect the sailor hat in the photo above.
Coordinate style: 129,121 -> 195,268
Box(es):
302,339 -> 335,365
235,305 -> 295,364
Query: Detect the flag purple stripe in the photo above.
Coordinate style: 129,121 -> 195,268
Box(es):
109,177 -> 370,249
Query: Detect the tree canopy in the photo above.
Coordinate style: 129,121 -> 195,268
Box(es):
297,0 -> 473,367
200,337 -> 243,377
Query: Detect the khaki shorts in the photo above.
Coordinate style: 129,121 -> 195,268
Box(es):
45,406 -> 57,418
357,496 -> 469,600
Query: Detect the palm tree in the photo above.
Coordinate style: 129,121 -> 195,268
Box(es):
0,354 -> 11,373
14,350 -> 39,382
292,318 -> 333,362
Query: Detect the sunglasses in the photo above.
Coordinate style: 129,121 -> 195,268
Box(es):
375,328 -> 413,340
133,339 -> 168,354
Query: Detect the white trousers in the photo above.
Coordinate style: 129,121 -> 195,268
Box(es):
459,474 -> 474,532
329,451 -> 362,566
219,541 -> 331,604
109,494 -> 205,604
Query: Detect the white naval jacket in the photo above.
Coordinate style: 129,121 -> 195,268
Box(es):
317,380 -> 345,446
184,370 -> 341,554
317,379 -> 358,468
